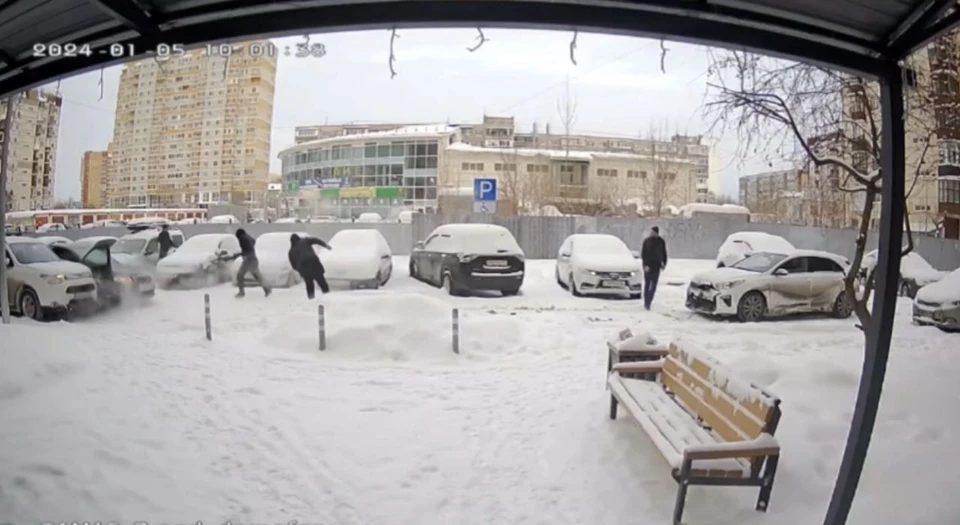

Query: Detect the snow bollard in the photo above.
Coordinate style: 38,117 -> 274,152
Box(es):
204,293 -> 212,341
318,304 -> 326,351
452,308 -> 460,354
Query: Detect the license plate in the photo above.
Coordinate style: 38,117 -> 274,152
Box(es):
601,280 -> 625,288
486,260 -> 508,267
73,291 -> 93,299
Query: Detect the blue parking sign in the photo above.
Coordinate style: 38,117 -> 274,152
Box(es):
473,178 -> 497,201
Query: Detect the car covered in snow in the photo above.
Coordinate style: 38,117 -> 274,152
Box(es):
50,238 -> 155,308
555,233 -> 642,298
232,231 -> 307,288
686,249 -> 854,322
111,227 -> 184,270
912,267 -> 960,332
320,228 -> 394,289
154,233 -> 240,289
36,235 -> 73,247
356,212 -> 383,223
36,222 -> 69,233
3,237 -> 98,320
71,236 -> 118,251
409,223 -> 525,296
859,249 -> 949,298
716,231 -> 795,268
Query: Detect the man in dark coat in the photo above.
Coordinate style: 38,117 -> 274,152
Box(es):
640,225 -> 668,311
226,228 -> 271,298
157,224 -> 174,260
288,233 -> 333,299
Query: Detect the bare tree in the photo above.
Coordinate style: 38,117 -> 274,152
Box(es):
554,77 -> 583,205
703,50 -> 945,330
640,123 -> 685,216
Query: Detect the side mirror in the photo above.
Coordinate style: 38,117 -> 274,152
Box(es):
559,252 -> 570,259
144,249 -> 155,256
218,250 -> 229,257
774,268 -> 789,276
630,250 -> 641,259
414,241 -> 425,250
4,255 -> 11,268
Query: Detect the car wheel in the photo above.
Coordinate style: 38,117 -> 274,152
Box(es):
555,267 -> 564,287
832,291 -> 855,319
442,272 -> 459,296
717,262 -> 726,268
19,288 -> 44,321
569,274 -> 582,297
409,260 -> 418,278
737,291 -> 766,323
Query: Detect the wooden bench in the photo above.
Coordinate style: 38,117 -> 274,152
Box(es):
607,342 -> 782,525
606,328 -> 670,383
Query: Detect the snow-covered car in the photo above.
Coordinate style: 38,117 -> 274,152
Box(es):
81,220 -> 125,229
154,233 -> 240,289
232,231 -> 307,288
859,249 -> 949,298
3,237 -> 98,320
409,223 -> 525,296
71,236 -> 118,252
36,235 -> 72,246
36,222 -> 68,233
208,214 -> 239,224
320,228 -> 394,289
716,232 -> 795,268
686,249 -> 854,322
50,238 -> 155,309
125,217 -> 172,231
111,227 -> 184,269
555,233 -> 642,298
356,212 -> 383,223
912,268 -> 960,332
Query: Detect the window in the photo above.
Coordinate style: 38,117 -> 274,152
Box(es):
597,168 -> 618,177
627,170 -> 645,179
940,141 -> 960,166
83,247 -> 110,268
808,257 -> 843,273
462,162 -> 484,171
495,163 -> 516,172
526,164 -> 548,173
364,143 -> 377,158
776,257 -> 809,274
940,179 -> 960,204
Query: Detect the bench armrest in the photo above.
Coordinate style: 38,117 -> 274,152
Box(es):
683,433 -> 780,461
611,359 -> 665,375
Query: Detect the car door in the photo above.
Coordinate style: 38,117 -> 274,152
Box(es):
768,256 -> 814,310
374,232 -> 392,278
4,248 -> 23,309
807,256 -> 846,309
557,238 -> 573,284
413,234 -> 437,279
144,236 -> 161,265
431,233 -> 456,284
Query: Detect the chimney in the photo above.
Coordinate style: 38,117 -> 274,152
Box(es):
545,123 -> 551,135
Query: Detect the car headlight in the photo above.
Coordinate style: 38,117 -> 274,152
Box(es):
40,273 -> 66,285
717,280 -> 744,290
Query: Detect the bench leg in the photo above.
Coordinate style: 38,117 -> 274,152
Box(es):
609,395 -> 618,419
755,455 -> 780,512
673,460 -> 693,525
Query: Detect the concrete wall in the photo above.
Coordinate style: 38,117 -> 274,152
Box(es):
24,215 -> 960,270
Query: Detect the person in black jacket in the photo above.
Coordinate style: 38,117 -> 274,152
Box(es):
157,225 -> 174,260
288,233 -> 333,299
226,229 -> 271,298
640,226 -> 668,310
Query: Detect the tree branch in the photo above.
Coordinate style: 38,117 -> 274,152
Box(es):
466,27 -> 489,52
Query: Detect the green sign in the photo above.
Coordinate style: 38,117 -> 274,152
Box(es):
375,186 -> 402,198
284,181 -> 300,193
320,188 -> 340,200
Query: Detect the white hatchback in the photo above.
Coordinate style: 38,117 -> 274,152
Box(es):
555,233 -> 643,298
4,237 -> 98,320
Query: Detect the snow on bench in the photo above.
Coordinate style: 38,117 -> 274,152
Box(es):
607,342 -> 782,525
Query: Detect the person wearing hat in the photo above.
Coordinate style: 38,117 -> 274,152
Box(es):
640,225 -> 668,310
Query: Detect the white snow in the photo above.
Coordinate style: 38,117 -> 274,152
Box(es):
915,267 -> 960,303
680,203 -> 751,218
427,224 -> 524,256
2,257 -> 960,524
717,231 -> 796,267
863,249 -> 948,284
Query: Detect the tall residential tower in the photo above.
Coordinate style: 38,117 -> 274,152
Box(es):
0,89 -> 61,212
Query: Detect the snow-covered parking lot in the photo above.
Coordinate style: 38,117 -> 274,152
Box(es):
2,257 -> 958,525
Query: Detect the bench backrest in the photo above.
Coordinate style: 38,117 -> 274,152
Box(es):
661,343 -> 781,442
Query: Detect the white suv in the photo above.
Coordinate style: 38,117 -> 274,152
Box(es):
111,227 -> 185,269
4,237 -> 99,320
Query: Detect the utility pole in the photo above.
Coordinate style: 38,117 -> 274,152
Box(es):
0,92 -> 21,324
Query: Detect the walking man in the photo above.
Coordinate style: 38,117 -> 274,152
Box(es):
288,233 -> 333,299
227,228 -> 271,298
640,225 -> 668,311
157,224 -> 174,260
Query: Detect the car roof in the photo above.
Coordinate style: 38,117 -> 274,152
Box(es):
121,227 -> 183,239
787,249 -> 850,264
5,236 -> 41,244
433,223 -> 510,235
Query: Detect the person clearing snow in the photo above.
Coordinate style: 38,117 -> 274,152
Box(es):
288,233 -> 333,299
224,229 -> 271,298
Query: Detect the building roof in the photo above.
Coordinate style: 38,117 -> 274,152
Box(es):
445,142 -> 696,165
277,124 -> 459,157
0,0 -> 958,99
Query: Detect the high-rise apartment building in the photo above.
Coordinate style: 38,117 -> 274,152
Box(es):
80,150 -> 108,208
928,31 -> 960,238
106,41 -> 277,208
0,89 -> 61,212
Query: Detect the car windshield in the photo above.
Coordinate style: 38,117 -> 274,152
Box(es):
113,238 -> 147,254
730,252 -> 788,272
10,242 -> 61,264
574,236 -> 631,256
179,235 -> 223,254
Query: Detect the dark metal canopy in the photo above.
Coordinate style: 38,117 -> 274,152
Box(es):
0,0 -> 958,97
0,1 -> 958,525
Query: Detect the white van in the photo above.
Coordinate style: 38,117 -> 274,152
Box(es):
111,227 -> 185,269
397,210 -> 417,224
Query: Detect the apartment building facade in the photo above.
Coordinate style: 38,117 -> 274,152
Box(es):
928,31 -> 960,238
106,41 -> 277,209
80,150 -> 108,208
739,167 -> 861,228
0,89 -> 61,212
279,122 -> 697,218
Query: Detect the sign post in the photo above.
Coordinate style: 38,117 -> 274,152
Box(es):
473,177 -> 497,214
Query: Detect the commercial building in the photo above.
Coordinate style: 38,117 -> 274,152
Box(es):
105,41 -> 277,209
0,89 -> 61,212
279,118 -> 700,219
80,150 -> 108,208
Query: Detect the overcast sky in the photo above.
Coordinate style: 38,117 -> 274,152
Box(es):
46,29 -> 784,202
